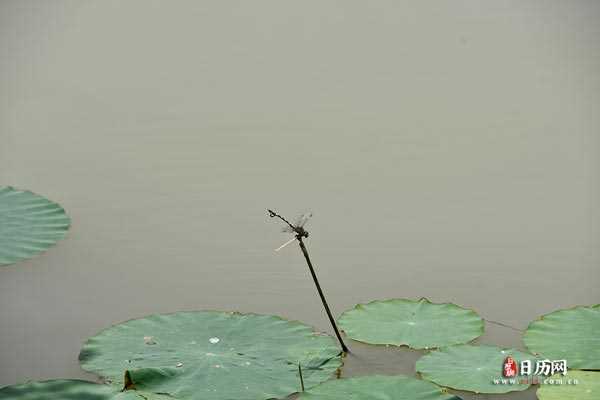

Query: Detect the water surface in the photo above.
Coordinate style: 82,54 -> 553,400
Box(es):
1,2 -> 599,399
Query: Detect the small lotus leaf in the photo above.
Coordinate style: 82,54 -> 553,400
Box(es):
299,375 -> 462,400
523,305 -> 600,370
80,311 -> 342,399
416,344 -> 535,393
0,186 -> 70,266
0,379 -> 169,400
536,370 -> 600,400
338,298 -> 483,349
0,379 -> 114,400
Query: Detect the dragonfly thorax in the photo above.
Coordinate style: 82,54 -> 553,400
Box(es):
294,227 -> 309,238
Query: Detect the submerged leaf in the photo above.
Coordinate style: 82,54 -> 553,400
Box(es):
338,298 -> 483,349
536,370 -> 600,400
79,311 -> 342,399
0,186 -> 70,266
416,344 -> 535,394
523,305 -> 600,370
299,375 -> 462,400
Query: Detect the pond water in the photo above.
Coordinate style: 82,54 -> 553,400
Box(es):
1,2 -> 598,399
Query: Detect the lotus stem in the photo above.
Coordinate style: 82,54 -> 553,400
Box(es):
298,362 -> 305,392
297,237 -> 349,353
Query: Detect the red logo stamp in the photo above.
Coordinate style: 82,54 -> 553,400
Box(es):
503,356 -> 518,377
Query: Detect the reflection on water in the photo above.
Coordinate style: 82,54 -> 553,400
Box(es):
1,2 -> 599,399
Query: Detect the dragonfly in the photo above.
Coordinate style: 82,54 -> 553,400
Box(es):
266,208 -> 350,353
267,209 -> 312,251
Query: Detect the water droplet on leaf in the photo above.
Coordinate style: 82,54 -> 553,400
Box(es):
144,336 -> 157,345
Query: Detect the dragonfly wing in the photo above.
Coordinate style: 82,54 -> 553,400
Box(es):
281,225 -> 294,233
275,237 -> 296,252
294,212 -> 313,228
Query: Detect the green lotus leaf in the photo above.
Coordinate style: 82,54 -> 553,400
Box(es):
299,375 -> 462,400
0,186 -> 70,266
0,380 -> 111,400
536,370 -> 600,400
80,311 -> 342,400
416,344 -> 535,393
523,305 -> 600,370
111,390 -> 171,400
337,298 -> 483,349
0,379 -> 169,400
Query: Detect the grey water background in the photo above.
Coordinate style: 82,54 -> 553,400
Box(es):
0,1 -> 599,399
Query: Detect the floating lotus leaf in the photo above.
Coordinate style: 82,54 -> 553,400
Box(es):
416,344 -> 535,393
0,379 -> 171,400
0,186 -> 70,265
523,305 -> 600,370
299,375 -> 462,400
536,370 -> 600,400
80,311 -> 342,400
0,380 -> 113,400
337,298 -> 483,349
